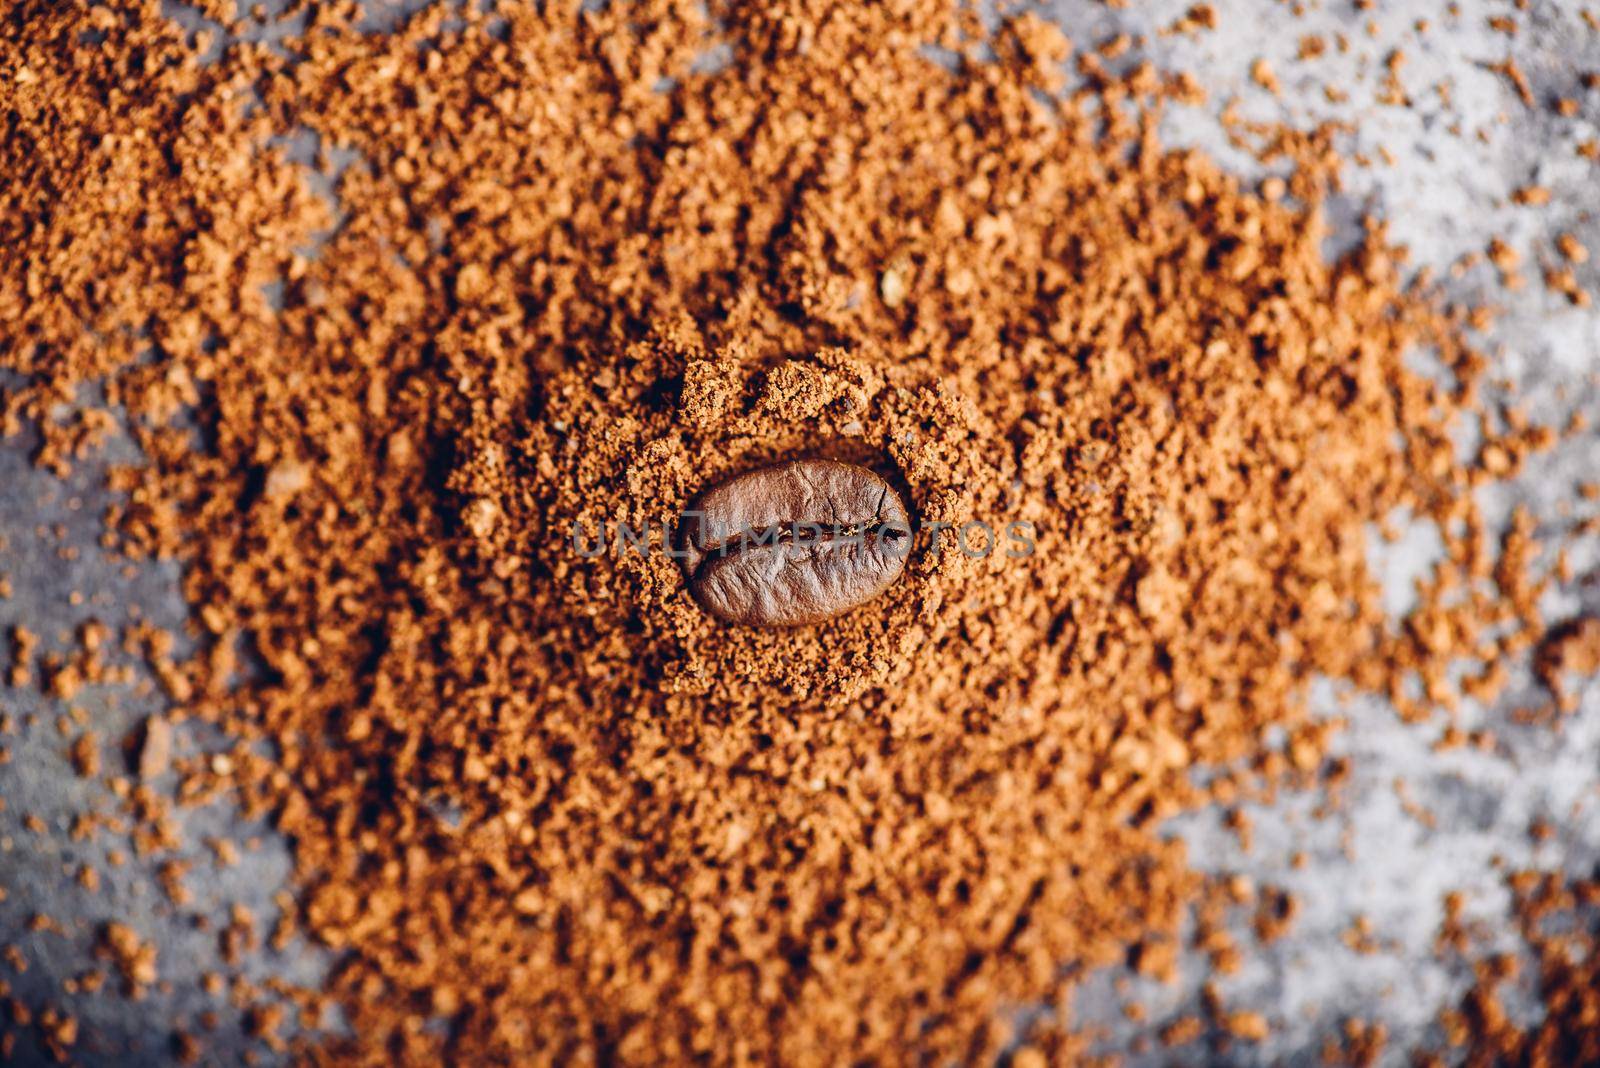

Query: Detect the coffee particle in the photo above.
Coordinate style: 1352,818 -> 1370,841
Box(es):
133,717 -> 172,781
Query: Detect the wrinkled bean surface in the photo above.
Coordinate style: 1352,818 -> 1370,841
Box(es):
679,460 -> 911,627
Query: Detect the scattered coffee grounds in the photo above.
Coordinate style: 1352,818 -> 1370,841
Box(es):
0,0 -> 1587,1063
1428,870 -> 1600,1068
96,923 -> 158,1000
1534,617 -> 1600,714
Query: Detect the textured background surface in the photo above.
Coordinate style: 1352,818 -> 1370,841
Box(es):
2,1 -> 1598,1064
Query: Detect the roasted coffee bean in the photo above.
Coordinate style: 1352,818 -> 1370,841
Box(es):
679,459 -> 912,627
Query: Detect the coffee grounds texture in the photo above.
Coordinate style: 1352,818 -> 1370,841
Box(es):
0,0 -> 1595,1064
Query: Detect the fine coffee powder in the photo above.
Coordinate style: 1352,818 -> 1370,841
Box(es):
679,459 -> 912,627
0,0 -> 1588,1064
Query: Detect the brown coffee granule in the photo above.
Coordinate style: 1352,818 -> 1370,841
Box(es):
1186,4 -> 1218,31
1162,1017 -> 1209,1052
1322,1019 -> 1388,1066
174,1031 -> 203,1064
36,1006 -> 79,1057
1253,887 -> 1299,944
1251,58 -> 1281,94
1488,236 -> 1522,272
68,733 -> 100,778
6,626 -> 36,688
1223,1010 -> 1269,1041
1534,617 -> 1600,713
133,715 -> 173,780
1378,50 -> 1410,106
1545,267 -> 1592,306
97,922 -> 158,998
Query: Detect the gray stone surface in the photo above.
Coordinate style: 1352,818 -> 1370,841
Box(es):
2,1 -> 1598,1064
0,394 -> 330,1065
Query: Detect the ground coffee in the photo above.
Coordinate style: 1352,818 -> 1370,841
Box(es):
0,0 -> 1586,1063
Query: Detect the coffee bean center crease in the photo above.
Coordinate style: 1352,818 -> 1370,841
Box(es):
679,459 -> 911,627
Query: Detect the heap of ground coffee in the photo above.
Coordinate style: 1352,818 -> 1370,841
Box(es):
0,0 -> 1579,1062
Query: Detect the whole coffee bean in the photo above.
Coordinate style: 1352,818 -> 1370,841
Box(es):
679,459 -> 912,627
